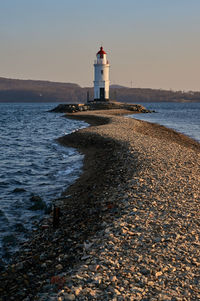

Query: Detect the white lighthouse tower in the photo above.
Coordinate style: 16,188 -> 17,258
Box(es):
94,46 -> 110,101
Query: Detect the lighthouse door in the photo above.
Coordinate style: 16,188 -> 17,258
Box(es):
100,88 -> 105,100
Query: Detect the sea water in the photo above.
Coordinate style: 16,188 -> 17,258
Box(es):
0,103 -> 88,261
130,102 -> 200,143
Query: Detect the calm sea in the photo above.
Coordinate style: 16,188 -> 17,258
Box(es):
0,103 -> 87,261
130,102 -> 200,143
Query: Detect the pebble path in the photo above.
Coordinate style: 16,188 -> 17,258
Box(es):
1,110 -> 199,300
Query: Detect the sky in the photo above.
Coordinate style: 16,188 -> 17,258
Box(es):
0,0 -> 200,91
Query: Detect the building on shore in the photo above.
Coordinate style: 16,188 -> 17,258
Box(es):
93,46 -> 110,101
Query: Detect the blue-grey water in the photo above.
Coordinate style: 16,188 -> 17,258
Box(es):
0,103 -> 88,261
130,102 -> 200,143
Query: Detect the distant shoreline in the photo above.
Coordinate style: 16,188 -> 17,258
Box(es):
1,76 -> 200,103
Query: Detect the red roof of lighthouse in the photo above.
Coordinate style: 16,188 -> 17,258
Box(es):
97,46 -> 106,58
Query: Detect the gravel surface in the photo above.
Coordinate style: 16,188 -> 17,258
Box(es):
0,110 -> 199,300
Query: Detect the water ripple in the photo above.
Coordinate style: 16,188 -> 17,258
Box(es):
0,102 -> 88,261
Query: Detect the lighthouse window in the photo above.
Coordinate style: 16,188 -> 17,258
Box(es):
101,70 -> 103,75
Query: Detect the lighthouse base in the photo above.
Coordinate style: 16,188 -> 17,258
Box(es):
93,98 -> 109,102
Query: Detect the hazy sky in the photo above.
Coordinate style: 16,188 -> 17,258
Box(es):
1,0 -> 200,91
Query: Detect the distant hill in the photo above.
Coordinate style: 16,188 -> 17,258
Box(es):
110,87 -> 200,103
0,77 -> 85,103
110,84 -> 128,89
0,77 -> 200,103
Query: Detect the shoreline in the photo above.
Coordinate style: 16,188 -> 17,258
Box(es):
0,109 -> 200,300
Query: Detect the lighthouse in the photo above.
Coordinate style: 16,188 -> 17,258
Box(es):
94,46 -> 110,101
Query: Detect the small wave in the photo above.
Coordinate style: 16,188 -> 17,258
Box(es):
0,210 -> 4,217
57,167 -> 74,176
62,154 -> 84,163
12,200 -> 26,209
9,179 -> 23,185
0,181 -> 9,187
0,210 -> 9,224
0,103 -> 88,260
38,182 -> 51,186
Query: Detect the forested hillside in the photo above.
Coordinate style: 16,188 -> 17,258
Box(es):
0,77 -> 199,103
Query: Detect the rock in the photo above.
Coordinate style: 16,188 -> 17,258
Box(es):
155,271 -> 163,277
56,264 -> 63,271
41,263 -> 47,268
14,223 -> 26,232
12,188 -> 26,193
110,276 -> 117,282
44,204 -> 52,214
114,288 -> 121,295
158,293 -> 172,300
15,262 -> 24,270
29,195 -> 46,210
50,102 -> 152,114
105,227 -> 111,233
30,195 -> 43,202
81,255 -> 91,260
73,286 -> 82,296
83,241 -> 93,250
63,293 -> 75,300
93,274 -> 102,284
39,253 -> 46,260
140,267 -> 150,275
